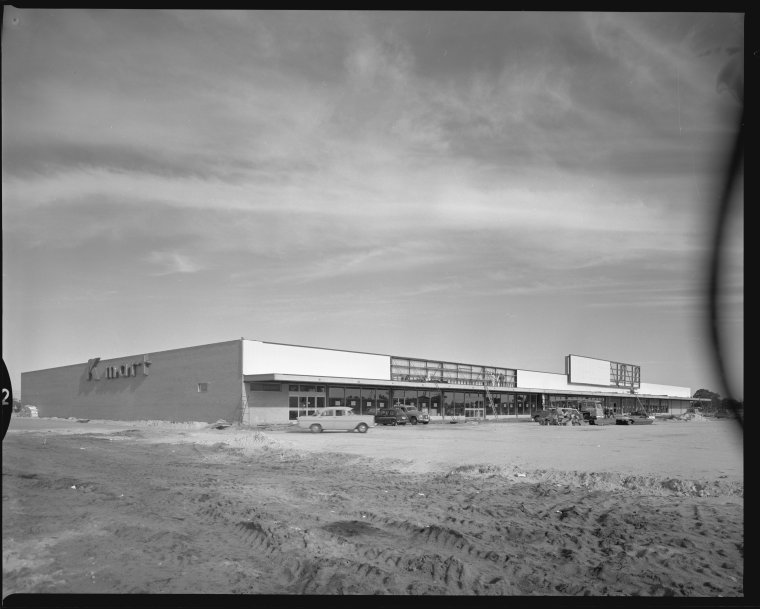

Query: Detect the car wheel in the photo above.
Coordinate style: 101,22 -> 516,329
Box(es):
409,417 -> 418,425
356,423 -> 368,433
309,424 -> 322,433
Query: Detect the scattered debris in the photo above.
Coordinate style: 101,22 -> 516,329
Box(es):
556,506 -> 578,520
208,419 -> 231,430
15,405 -> 39,418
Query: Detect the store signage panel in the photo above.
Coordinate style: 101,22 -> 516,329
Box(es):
567,354 -> 640,388
86,355 -> 151,380
567,355 -> 612,386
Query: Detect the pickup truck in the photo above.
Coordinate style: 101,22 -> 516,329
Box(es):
393,405 -> 430,425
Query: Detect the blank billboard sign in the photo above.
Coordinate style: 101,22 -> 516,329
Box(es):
566,355 -> 612,386
566,354 -> 641,388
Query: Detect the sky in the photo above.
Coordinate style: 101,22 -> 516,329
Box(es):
2,10 -> 744,400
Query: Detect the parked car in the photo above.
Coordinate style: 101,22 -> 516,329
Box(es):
615,411 -> 655,425
374,407 -> 409,426
297,407 -> 375,433
393,405 -> 430,425
533,407 -> 584,426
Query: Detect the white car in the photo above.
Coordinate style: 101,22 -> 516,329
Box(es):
297,407 -> 375,433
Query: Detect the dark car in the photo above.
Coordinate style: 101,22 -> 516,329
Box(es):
374,407 -> 409,426
616,411 -> 655,425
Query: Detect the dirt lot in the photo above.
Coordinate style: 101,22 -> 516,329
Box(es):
2,416 -> 744,597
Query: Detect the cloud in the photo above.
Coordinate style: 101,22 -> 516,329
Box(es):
2,11 -> 742,397
145,250 -> 203,275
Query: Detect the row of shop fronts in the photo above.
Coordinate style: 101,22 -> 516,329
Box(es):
21,339 -> 694,425
281,383 -> 678,420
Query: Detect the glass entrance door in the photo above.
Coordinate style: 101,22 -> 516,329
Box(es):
299,396 -> 316,417
464,392 -> 484,419
288,384 -> 325,419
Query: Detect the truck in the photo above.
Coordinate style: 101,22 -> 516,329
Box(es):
567,399 -> 616,426
576,400 -> 608,425
393,404 -> 430,425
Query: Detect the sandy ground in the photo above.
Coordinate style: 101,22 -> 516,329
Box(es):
2,416 -> 744,597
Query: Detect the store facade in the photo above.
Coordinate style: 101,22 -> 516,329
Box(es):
21,339 -> 694,424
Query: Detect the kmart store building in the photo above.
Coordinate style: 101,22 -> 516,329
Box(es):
21,339 -> 695,425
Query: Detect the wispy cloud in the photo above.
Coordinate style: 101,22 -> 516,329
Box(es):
145,251 -> 203,275
2,10 -> 743,396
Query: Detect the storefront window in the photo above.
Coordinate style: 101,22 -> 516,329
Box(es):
417,392 -> 430,415
527,393 -> 538,415
328,386 -> 344,407
454,392 -> 465,416
465,392 -> 484,418
622,397 -> 635,413
376,388 -> 389,410
442,391 -> 454,416
430,391 -> 441,417
491,394 -> 502,415
346,389 -> 360,411
361,387 -> 376,415
514,394 -> 526,415
506,393 -> 515,416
